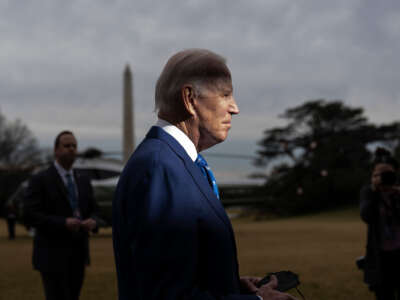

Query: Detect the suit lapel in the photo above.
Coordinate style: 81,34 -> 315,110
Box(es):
74,171 -> 87,212
184,159 -> 232,227
146,126 -> 232,228
48,165 -> 72,210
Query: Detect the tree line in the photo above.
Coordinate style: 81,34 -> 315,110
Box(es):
254,99 -> 400,215
1,99 -> 399,217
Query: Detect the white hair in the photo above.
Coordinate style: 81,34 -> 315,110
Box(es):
155,49 -> 231,116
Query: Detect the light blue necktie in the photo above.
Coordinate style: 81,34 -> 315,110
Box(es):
65,173 -> 79,212
195,154 -> 220,200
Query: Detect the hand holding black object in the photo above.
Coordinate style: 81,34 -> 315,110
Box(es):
240,276 -> 261,293
256,275 -> 299,300
256,271 -> 300,292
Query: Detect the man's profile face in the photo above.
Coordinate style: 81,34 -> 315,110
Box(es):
55,133 -> 77,168
195,81 -> 239,150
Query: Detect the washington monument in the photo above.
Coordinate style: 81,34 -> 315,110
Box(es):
123,65 -> 134,163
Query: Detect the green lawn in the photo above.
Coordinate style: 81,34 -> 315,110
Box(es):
0,207 -> 373,300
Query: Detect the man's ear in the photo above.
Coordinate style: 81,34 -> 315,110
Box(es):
181,85 -> 196,116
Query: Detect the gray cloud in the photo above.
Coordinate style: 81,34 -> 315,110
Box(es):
1,0 -> 399,181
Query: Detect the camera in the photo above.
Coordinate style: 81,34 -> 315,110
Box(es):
381,171 -> 397,186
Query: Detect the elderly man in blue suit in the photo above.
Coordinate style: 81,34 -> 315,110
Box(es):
112,49 -> 297,300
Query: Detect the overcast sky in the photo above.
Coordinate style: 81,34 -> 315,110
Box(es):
1,0 -> 399,183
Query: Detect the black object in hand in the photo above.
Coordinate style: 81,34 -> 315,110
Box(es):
381,171 -> 397,186
256,271 -> 300,292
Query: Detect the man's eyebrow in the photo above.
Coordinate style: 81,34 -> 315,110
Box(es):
220,86 -> 233,94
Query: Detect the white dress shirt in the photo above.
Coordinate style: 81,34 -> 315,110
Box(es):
155,119 -> 198,162
54,160 -> 79,197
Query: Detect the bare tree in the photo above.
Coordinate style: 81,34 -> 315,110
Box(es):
0,110 -> 42,169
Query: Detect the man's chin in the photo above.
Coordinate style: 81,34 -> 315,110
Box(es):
199,131 -> 229,151
211,134 -> 228,147
218,132 -> 229,142
63,157 -> 76,167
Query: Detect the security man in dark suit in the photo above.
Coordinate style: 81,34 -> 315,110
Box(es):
24,130 -> 98,300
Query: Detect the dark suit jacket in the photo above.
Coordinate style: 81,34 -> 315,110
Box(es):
112,126 -> 258,300
24,164 -> 98,272
360,185 -> 382,288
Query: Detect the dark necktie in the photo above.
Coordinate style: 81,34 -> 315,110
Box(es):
195,154 -> 220,200
65,173 -> 79,215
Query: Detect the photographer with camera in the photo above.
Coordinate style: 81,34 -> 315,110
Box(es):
360,148 -> 400,300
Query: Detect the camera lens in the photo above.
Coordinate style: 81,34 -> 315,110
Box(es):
381,171 -> 397,186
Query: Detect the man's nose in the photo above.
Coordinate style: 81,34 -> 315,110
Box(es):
229,97 -> 240,115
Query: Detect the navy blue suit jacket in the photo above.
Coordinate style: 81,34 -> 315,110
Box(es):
113,126 -> 258,300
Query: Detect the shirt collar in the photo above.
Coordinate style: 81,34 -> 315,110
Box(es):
155,119 -> 198,162
54,160 -> 74,178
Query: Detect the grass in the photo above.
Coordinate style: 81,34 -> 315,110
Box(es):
0,207 -> 373,300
